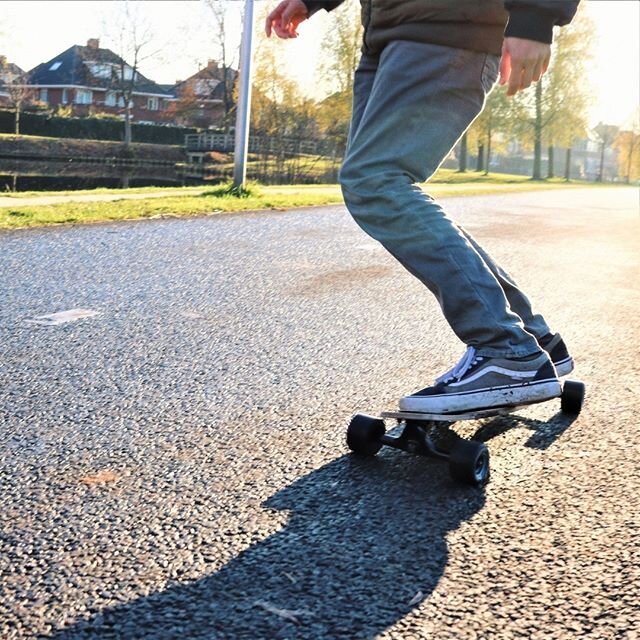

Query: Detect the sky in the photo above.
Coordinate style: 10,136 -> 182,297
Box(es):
1,0 -> 638,128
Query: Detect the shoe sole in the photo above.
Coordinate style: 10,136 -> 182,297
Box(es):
399,379 -> 562,414
553,357 -> 574,378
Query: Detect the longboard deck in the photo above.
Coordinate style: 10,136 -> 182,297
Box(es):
381,405 -> 521,422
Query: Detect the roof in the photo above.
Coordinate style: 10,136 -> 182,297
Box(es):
0,59 -> 26,90
28,44 -> 173,96
172,62 -> 237,100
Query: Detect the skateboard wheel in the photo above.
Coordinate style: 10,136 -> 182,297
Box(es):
448,439 -> 490,487
561,380 -> 585,415
346,414 -> 385,456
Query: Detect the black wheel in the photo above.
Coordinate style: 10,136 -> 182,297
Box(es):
448,439 -> 490,486
346,414 -> 386,456
561,380 -> 585,415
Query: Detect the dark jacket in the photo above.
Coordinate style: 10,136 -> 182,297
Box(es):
302,0 -> 579,55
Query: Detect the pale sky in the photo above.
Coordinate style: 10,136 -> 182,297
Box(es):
1,0 -> 638,128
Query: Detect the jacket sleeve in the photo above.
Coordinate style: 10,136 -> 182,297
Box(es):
504,1 -> 579,43
301,1 -> 345,17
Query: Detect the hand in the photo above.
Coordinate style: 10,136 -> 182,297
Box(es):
499,37 -> 551,96
265,0 -> 309,39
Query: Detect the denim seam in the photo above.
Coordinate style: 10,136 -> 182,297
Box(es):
442,243 -> 539,357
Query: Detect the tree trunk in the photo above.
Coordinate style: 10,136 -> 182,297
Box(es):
476,143 -> 485,172
124,104 -> 132,147
484,124 -> 492,176
457,132 -> 468,173
14,102 -> 20,135
597,142 -> 605,182
533,82 -> 542,180
626,137 -> 636,184
564,147 -> 572,182
547,145 -> 555,178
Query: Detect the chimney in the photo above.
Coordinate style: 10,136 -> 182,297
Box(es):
87,38 -> 100,49
207,59 -> 218,69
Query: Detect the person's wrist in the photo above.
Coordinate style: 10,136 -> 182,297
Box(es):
300,1 -> 323,17
505,7 -> 556,44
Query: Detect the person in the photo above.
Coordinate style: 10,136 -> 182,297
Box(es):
266,0 -> 578,413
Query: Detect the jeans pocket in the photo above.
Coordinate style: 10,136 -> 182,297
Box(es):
480,54 -> 501,94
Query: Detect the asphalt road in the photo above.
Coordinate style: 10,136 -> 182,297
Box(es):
1,187 -> 639,639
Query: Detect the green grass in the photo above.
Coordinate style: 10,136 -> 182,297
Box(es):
0,173 -> 628,230
0,185 -> 207,198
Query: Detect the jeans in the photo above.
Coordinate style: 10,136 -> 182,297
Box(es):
340,41 -> 550,358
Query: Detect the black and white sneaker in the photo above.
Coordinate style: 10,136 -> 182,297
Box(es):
539,332 -> 574,377
399,347 -> 561,414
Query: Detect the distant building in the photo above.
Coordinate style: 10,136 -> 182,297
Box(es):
26,39 -> 175,124
169,60 -> 237,129
0,57 -> 27,106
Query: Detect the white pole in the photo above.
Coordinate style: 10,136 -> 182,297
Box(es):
233,0 -> 254,189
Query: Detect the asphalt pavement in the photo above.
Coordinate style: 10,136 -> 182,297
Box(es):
1,187 -> 638,639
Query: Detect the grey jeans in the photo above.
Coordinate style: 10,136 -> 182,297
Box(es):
340,41 -> 550,358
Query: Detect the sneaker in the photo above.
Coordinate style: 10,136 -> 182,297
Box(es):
399,347 -> 561,414
539,332 -> 574,377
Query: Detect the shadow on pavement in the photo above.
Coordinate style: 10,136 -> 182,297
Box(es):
49,454 -> 485,640
472,411 -> 578,451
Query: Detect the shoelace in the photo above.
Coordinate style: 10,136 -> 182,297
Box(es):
436,346 -> 484,384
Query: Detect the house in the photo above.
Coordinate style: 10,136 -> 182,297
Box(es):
169,60 -> 237,129
26,39 -> 175,124
0,57 -> 28,106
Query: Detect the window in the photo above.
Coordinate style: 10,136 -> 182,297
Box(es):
119,66 -> 136,82
75,89 -> 92,105
49,61 -> 62,71
147,96 -> 159,111
39,88 -> 48,103
105,91 -> 117,107
62,89 -> 68,104
86,62 -> 112,79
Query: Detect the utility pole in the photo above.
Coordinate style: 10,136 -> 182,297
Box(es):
233,0 -> 254,189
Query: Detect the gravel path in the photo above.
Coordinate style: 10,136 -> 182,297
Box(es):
1,188 -> 638,639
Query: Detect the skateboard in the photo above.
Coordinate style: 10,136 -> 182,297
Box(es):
346,380 -> 585,487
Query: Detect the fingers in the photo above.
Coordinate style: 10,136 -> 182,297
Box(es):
281,3 -> 300,37
531,59 -> 544,83
507,65 -> 523,96
265,2 -> 292,38
499,44 -> 511,86
501,38 -> 552,96
265,0 -> 307,39
265,4 -> 282,37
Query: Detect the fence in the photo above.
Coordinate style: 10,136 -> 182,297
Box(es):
185,132 -> 339,157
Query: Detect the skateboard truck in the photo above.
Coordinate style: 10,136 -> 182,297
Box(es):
346,380 -> 586,487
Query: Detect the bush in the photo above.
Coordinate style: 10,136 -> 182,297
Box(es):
0,109 -> 198,145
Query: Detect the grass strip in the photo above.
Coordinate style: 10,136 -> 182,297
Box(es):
0,176 -> 628,230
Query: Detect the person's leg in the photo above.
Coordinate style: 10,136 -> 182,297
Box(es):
340,41 -> 540,358
457,226 -> 551,340
456,225 -> 574,375
351,50 -> 553,344
347,53 -> 379,152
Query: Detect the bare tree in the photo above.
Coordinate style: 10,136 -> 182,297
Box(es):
467,84 -> 528,176
316,0 -> 362,166
203,0 -> 241,132
523,4 -> 594,180
102,1 -> 159,147
0,56 -> 34,135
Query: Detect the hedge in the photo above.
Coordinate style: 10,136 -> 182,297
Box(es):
0,109 -> 197,145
